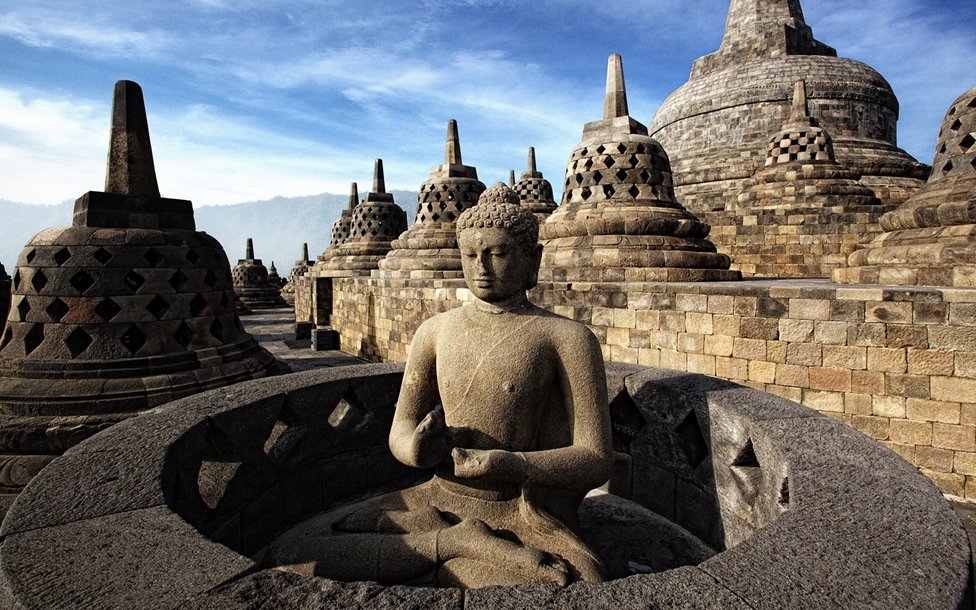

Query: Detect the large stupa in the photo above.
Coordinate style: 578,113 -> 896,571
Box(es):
650,0 -> 928,214
0,81 -> 282,512
538,55 -> 739,283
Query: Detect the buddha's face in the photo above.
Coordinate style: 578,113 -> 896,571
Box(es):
458,227 -> 541,303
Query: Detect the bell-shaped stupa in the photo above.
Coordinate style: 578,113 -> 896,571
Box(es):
319,160 -> 408,272
0,81 -> 282,511
837,86 -> 976,287
514,147 -> 557,220
281,243 -> 312,306
268,261 -> 284,288
232,238 -> 288,308
728,81 -> 886,276
539,55 -> 739,283
317,183 -> 359,266
651,0 -> 928,214
379,120 -> 487,278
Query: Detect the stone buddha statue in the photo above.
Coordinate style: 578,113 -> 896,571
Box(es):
267,189 -> 613,588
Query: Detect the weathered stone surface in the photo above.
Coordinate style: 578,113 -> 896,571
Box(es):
539,55 -> 739,283
281,243 -> 312,306
378,120 -> 486,278
232,238 -> 289,308
651,0 -> 927,216
0,260 -> 9,338
838,85 -> 976,287
514,147 -> 557,220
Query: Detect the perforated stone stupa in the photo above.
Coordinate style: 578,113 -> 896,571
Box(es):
317,182 -> 359,267
281,243 -> 312,306
727,81 -> 888,277
837,86 -> 976,287
268,262 -> 284,288
538,55 -> 739,283
0,80 -> 281,512
378,120 -> 487,278
650,0 -> 928,214
515,147 -> 558,220
232,238 -> 288,309
319,160 -> 407,273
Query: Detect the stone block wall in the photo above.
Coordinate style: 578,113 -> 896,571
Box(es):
330,276 -> 976,498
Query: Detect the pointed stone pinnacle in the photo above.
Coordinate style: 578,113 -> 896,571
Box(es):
105,80 -> 160,197
790,80 -> 810,124
508,170 -> 516,186
372,159 -> 386,194
603,54 -> 629,120
527,147 -> 537,174
445,120 -> 462,165
246,238 -> 254,260
348,182 -> 359,210
302,243 -> 309,260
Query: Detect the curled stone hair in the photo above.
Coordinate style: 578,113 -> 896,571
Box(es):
456,196 -> 540,253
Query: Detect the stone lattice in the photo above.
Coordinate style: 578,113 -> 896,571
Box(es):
281,243 -> 312,306
538,55 -> 739,283
0,80 -> 281,513
650,0 -> 928,216
837,86 -> 976,287
319,160 -> 408,273
725,81 -> 890,277
378,120 -> 486,278
232,238 -> 288,309
514,147 -> 557,220
317,183 -> 359,266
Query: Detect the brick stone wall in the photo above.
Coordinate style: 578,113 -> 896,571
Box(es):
330,276 -> 976,498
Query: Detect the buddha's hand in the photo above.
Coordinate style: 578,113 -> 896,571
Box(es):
413,408 -> 453,466
452,448 -> 527,482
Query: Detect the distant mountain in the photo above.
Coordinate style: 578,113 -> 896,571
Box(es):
0,192 -> 419,279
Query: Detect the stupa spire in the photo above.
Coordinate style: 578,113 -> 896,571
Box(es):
302,243 -> 309,261
527,147 -> 538,174
790,80 -> 809,123
246,237 -> 254,260
348,182 -> 359,210
104,80 -> 160,197
372,159 -> 386,194
445,119 -> 462,165
603,54 -> 629,120
508,170 -> 516,187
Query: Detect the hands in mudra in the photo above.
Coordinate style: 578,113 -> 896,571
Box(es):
414,409 -> 527,482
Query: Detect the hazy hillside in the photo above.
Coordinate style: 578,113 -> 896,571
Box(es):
0,192 -> 418,278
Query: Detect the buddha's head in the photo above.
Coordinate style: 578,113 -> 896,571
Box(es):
456,187 -> 541,303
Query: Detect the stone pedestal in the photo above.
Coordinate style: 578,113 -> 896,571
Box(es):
837,86 -> 976,287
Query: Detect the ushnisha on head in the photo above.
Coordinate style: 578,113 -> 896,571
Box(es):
456,186 -> 541,304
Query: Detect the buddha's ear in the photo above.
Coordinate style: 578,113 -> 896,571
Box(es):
524,243 -> 543,290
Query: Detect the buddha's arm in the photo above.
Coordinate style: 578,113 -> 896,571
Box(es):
389,319 -> 451,469
453,326 -> 612,492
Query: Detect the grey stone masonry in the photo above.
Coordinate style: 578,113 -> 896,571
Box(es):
651,0 -> 928,215
0,260 -> 9,338
281,243 -> 312,306
514,147 -> 558,220
232,238 -> 288,309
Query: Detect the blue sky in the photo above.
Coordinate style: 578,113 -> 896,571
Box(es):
0,0 -> 973,207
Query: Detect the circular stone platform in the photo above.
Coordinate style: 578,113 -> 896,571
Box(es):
0,363 -> 970,609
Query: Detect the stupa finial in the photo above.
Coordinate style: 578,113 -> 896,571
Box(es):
302,242 -> 309,260
603,54 -> 629,120
372,159 -> 386,194
445,119 -> 462,165
348,182 -> 359,210
527,147 -> 538,174
508,170 -> 516,187
104,80 -> 160,197
246,238 -> 254,260
790,80 -> 810,124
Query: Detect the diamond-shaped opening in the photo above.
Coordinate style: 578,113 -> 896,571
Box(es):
617,143 -> 627,154
595,145 -> 606,155
328,398 -> 371,433
185,249 -> 200,264
636,143 -> 647,154
779,477 -> 790,506
950,118 -> 962,132
93,247 -> 113,266
628,154 -> 639,167
190,294 -> 208,317
605,156 -> 616,168
608,390 -> 647,452
169,270 -> 189,291
592,170 -> 603,184
197,460 -> 242,510
69,270 -> 95,295
580,187 -> 592,201
31,270 -> 48,292
263,408 -> 306,463
16,298 -> 31,321
943,160 -> 954,174
583,158 -> 594,171
65,327 -> 93,358
173,321 -> 194,349
731,439 -> 760,468
94,298 -> 122,321
201,270 -> 217,289
960,133 -> 975,152
146,296 -> 171,320
144,248 -> 163,268
12,271 -> 20,290
0,327 -> 12,351
24,249 -> 36,264
628,184 -> 641,198
120,325 -> 147,354
23,324 -> 44,355
210,319 -> 224,342
640,169 -> 652,183
53,248 -> 71,267
616,169 -> 629,182
124,271 -> 145,292
603,184 -> 617,198
675,411 -> 709,469
46,298 -> 69,322
968,98 -> 976,109
574,173 -> 584,186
